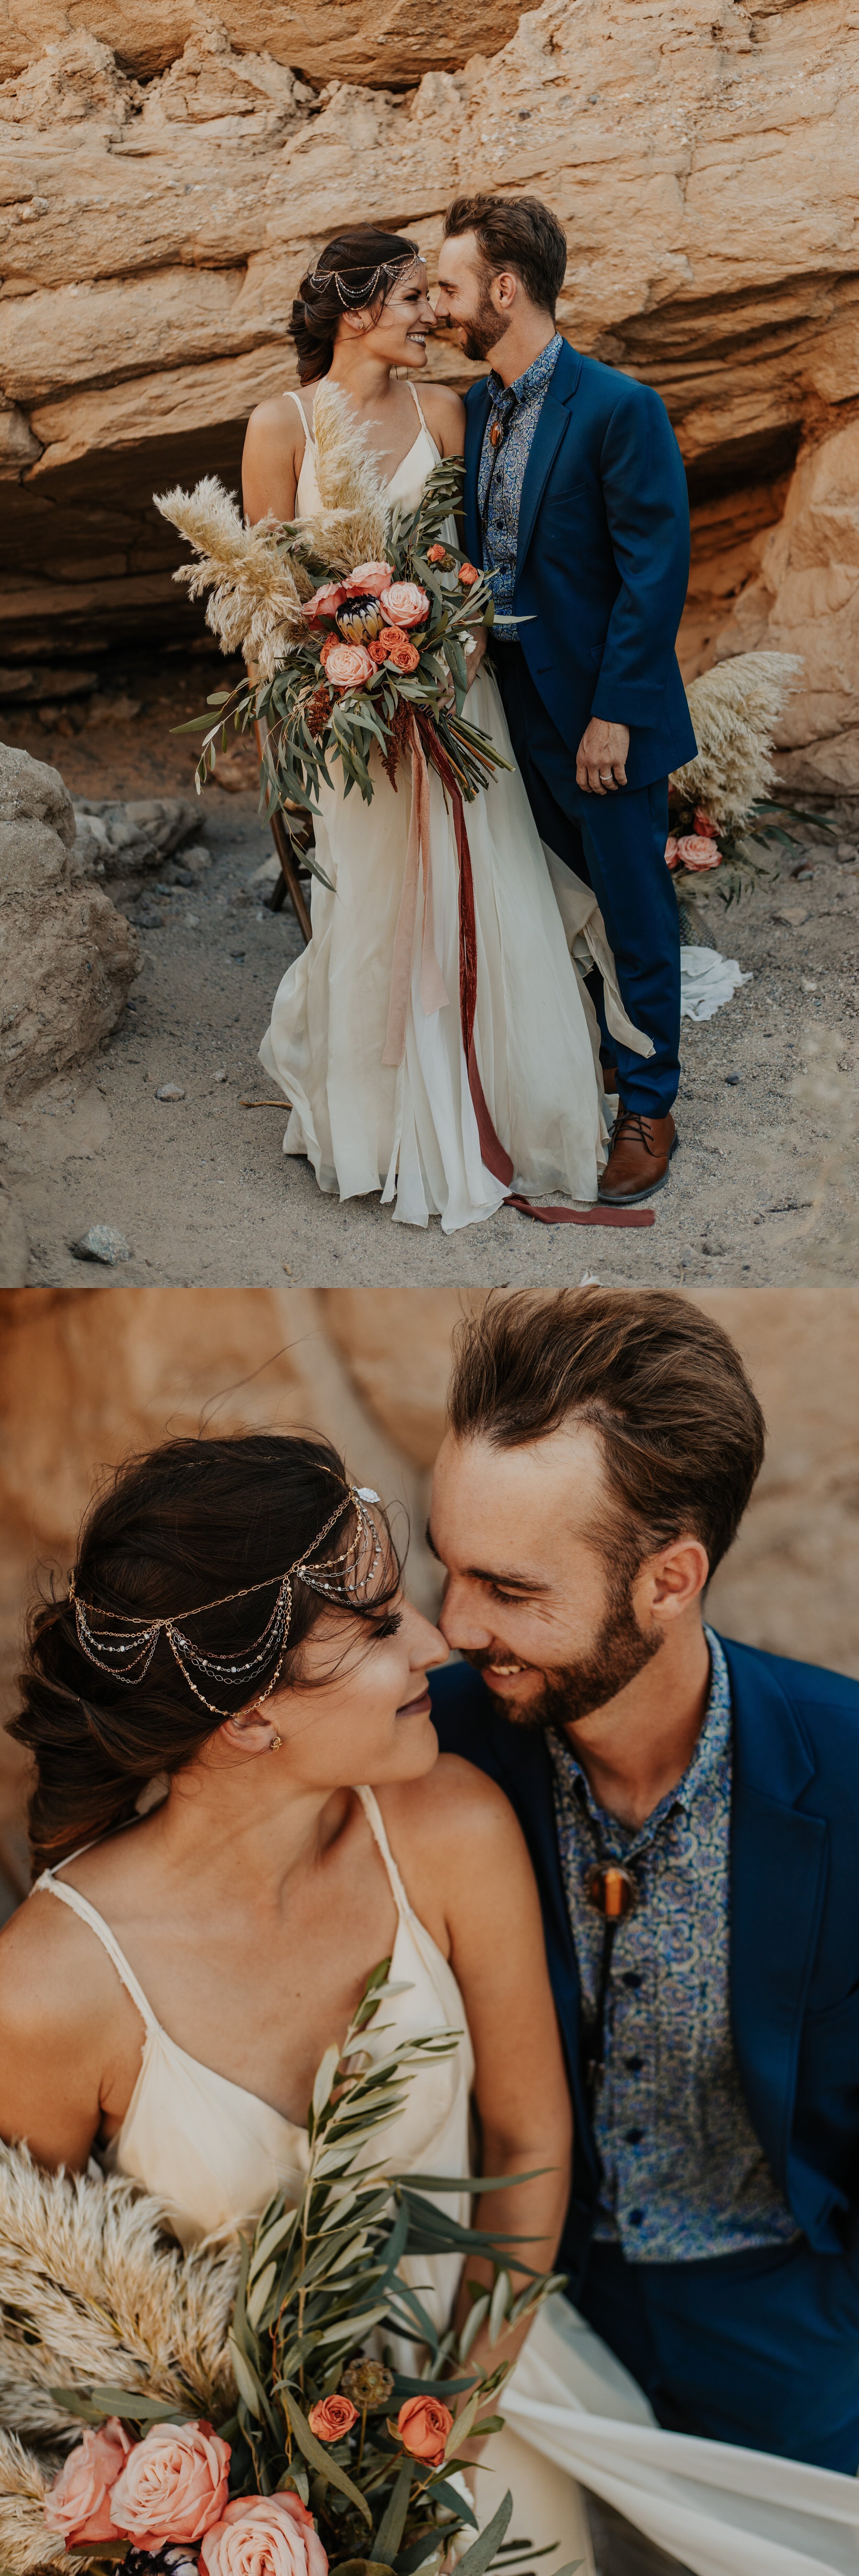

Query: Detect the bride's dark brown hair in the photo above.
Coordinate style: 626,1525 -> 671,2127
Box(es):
291,226 -> 422,384
13,1432 -> 402,1879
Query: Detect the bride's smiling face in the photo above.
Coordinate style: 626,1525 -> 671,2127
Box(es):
224,1586 -> 448,1792
339,259 -> 436,369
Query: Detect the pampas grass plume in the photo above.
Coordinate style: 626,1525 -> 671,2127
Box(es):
673,650 -> 803,827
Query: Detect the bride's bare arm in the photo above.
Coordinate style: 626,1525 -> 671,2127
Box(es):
379,1755 -> 572,2385
0,1892 -> 142,2169
420,383 -> 466,462
242,396 -> 305,525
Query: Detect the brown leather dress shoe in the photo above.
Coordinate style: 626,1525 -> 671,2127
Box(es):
598,1108 -> 677,1205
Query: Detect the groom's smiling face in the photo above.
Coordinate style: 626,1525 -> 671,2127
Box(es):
428,1423 -> 665,1732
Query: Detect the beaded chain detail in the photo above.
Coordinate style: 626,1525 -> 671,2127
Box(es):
69,1485 -> 384,1718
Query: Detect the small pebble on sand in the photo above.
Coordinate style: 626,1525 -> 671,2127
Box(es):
155,1082 -> 185,1101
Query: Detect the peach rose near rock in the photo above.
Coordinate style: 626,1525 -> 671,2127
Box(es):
674,833 -> 723,872
110,2421 -> 231,2546
44,2419 -> 132,2545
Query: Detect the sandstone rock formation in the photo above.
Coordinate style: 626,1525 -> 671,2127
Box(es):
1,0 -> 858,788
0,741 -> 140,1105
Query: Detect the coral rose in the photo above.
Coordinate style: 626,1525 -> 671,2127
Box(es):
201,2495 -> 328,2576
344,562 -> 395,598
308,2395 -> 358,2441
664,835 -> 680,870
674,833 -> 723,872
397,2395 -> 454,2466
458,563 -> 480,586
693,805 -> 719,839
323,641 -> 375,691
110,2420 -> 230,2546
304,583 -> 348,621
384,636 -> 420,674
379,581 -> 429,630
426,544 -> 449,567
367,640 -> 391,667
44,2419 -> 132,2545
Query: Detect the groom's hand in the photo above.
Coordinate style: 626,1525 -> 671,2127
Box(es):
577,718 -> 629,794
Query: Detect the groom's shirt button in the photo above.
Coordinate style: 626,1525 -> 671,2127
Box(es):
625,2127 -> 645,2145
622,1971 -> 643,1989
626,2056 -> 644,2072
628,2210 -> 645,2227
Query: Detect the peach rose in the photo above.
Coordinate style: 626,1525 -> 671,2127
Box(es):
664,835 -> 680,870
344,562 -> 395,598
379,582 -> 430,630
693,805 -> 718,839
323,641 -> 375,691
44,2419 -> 133,2546
307,2395 -> 358,2441
110,2420 -> 230,2546
674,832 -> 723,872
304,583 -> 348,621
397,2394 -> 454,2466
458,563 -> 480,586
426,544 -> 449,566
367,639 -> 391,667
201,2495 -> 328,2576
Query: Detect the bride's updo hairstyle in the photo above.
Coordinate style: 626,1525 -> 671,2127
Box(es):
291,225 -> 422,383
13,1433 -> 402,1878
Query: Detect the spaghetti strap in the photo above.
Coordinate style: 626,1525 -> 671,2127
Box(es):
406,381 -> 429,436
357,1785 -> 411,1919
283,387 -> 314,445
32,1872 -> 158,2032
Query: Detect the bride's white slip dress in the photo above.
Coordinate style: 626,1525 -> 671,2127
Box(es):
34,1797 -> 859,2576
258,385 -> 625,1234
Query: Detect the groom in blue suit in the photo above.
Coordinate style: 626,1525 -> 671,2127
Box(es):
435,197 -> 698,1207
428,1288 -> 859,2472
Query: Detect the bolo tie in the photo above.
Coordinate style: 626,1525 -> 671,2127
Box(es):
583,1857 -> 638,2102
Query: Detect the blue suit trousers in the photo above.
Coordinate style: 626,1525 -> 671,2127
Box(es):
578,2236 -> 859,2472
493,641 -> 681,1120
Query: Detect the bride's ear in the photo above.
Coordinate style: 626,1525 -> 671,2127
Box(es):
217,1707 -> 282,1756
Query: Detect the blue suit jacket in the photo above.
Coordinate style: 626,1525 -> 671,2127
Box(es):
465,341 -> 698,792
431,1638 -> 859,2291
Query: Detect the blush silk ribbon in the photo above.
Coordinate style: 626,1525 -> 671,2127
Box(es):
383,712 -> 655,1228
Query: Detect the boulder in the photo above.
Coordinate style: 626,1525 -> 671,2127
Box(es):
72,794 -> 204,878
0,741 -> 140,1106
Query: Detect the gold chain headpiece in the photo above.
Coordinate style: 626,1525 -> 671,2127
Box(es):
304,253 -> 418,308
68,1485 -> 383,1718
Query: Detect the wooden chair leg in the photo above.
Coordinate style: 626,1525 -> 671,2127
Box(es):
254,716 -> 312,943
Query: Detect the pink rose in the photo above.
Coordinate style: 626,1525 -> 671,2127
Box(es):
665,835 -> 680,870
201,2495 -> 328,2576
693,805 -> 718,839
110,2420 -> 230,2546
44,2419 -> 132,2545
379,581 -> 430,630
674,833 -> 723,872
305,583 -> 348,621
344,562 -> 395,598
323,641 -> 375,691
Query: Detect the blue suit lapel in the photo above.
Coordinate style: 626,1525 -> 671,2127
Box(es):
515,338 -> 581,580
724,1636 -> 828,2203
463,381 -> 491,569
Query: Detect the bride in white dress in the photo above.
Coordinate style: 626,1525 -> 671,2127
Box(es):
244,231 -> 637,1233
4,1434 -> 859,2576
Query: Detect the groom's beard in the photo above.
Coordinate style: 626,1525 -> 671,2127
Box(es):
456,284 -> 509,366
465,1579 -> 662,1729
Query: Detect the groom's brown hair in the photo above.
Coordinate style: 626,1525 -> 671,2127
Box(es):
442,194 -> 567,318
446,1289 -> 765,1580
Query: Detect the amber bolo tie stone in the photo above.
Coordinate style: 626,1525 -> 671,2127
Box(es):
334,592 -> 385,644
489,420 -> 505,448
585,1862 -> 637,1919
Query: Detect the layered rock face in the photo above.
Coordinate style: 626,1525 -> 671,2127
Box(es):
1,0 -> 857,786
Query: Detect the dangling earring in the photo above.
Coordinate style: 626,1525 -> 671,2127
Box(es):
269,1732 -> 282,1753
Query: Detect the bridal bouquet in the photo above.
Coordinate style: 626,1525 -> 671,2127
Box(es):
667,650 -> 836,908
1,1964 -> 567,2576
155,383 -> 512,885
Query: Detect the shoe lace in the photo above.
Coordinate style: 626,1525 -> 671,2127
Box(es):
612,1110 -> 657,1155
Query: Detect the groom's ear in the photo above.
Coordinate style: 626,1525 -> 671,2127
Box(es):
636,1536 -> 710,1624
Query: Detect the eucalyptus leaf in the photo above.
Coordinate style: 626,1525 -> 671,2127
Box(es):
280,2386 -> 372,2525
373,2458 -> 414,2561
453,2492 -> 514,2576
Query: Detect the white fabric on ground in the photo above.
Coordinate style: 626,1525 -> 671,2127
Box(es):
680,945 -> 752,1020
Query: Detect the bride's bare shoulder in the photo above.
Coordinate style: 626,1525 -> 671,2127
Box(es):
378,1753 -> 520,1858
420,383 -> 466,457
0,1886 -> 114,2052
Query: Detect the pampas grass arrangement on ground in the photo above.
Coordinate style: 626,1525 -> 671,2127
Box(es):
672,650 -> 803,828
